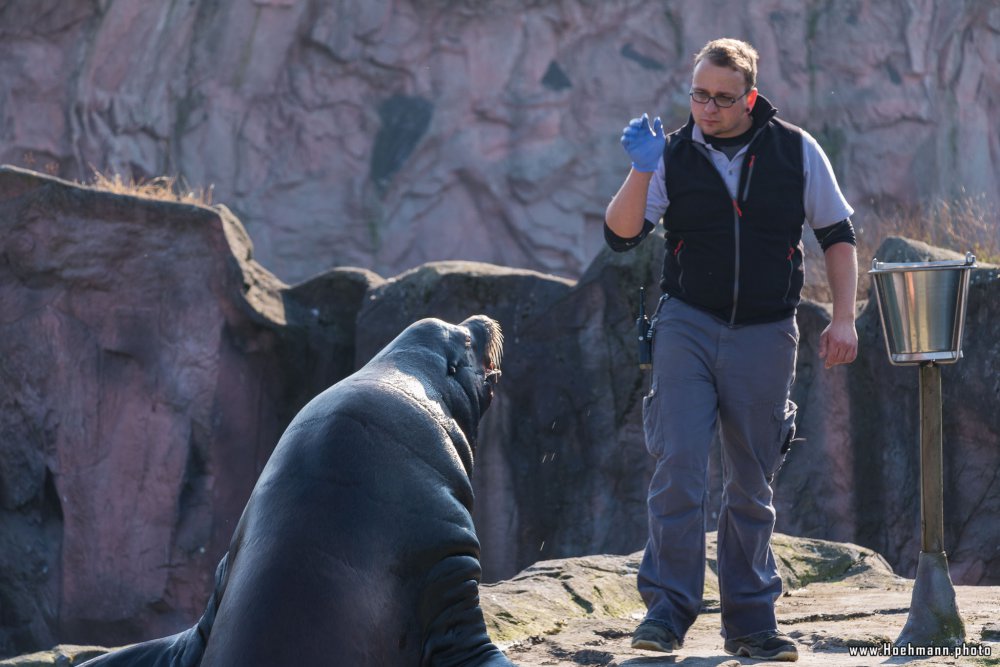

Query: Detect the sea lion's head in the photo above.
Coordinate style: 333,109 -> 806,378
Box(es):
369,315 -> 503,467
450,315 -> 504,418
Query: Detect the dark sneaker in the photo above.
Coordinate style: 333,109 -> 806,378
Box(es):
724,630 -> 798,661
631,619 -> 681,653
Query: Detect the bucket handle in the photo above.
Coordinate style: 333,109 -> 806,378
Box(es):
871,252 -> 976,272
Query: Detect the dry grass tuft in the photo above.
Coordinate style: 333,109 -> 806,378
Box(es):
804,193 -> 999,302
853,193 -> 998,297
86,168 -> 213,206
858,193 -> 999,266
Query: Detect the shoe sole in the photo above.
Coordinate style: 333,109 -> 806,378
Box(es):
631,638 -> 678,653
725,646 -> 798,661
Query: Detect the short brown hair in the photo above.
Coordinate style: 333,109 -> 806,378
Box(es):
694,38 -> 758,91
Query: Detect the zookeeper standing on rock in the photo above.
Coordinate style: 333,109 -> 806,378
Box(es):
604,38 -> 858,662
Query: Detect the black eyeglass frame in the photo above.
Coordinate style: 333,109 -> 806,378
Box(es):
688,90 -> 750,108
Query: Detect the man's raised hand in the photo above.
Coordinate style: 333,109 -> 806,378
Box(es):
621,112 -> 665,173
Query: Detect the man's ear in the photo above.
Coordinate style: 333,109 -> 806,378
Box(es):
746,88 -> 758,114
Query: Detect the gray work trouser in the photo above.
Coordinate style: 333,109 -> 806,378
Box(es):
637,296 -> 798,641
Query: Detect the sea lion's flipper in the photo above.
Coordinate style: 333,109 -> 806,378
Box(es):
77,626 -> 204,667
420,554 -> 516,666
192,551 -> 229,647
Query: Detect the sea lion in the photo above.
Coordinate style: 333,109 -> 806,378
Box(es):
83,315 -> 513,666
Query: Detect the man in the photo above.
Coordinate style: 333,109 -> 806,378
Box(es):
604,38 -> 858,662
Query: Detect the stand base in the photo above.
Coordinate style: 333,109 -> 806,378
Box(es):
895,551 -> 965,647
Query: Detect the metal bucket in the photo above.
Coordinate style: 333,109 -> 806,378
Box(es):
869,253 -> 976,365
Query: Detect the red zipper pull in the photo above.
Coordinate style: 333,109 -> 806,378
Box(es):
732,198 -> 743,217
674,239 -> 685,256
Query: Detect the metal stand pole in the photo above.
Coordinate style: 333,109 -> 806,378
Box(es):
920,363 -> 945,553
895,363 -> 965,647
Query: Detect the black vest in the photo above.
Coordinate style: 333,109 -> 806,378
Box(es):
660,96 -> 806,325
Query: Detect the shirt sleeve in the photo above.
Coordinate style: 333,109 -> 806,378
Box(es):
801,130 -> 854,229
604,219 -> 656,252
644,154 -> 669,224
813,218 -> 856,250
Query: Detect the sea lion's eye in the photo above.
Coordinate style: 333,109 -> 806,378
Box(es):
448,364 -> 457,375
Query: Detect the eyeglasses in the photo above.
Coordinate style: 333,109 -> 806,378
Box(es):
689,90 -> 749,108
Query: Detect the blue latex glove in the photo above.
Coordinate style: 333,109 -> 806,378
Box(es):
620,113 -> 665,173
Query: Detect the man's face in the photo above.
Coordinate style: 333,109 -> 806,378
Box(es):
690,60 -> 758,138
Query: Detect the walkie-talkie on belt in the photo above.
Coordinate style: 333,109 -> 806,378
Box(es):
636,287 -> 652,370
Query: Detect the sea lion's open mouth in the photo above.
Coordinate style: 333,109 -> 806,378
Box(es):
485,361 -> 501,384
483,361 -> 501,402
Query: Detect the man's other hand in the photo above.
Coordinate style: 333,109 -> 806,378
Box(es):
818,319 -> 858,369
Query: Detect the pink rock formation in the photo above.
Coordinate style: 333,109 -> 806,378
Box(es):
0,166 -> 379,656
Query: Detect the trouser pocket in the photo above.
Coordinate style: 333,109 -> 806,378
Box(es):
768,399 -> 798,482
642,383 -> 661,457
641,295 -> 671,457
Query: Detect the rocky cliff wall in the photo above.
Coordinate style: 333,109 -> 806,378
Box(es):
1,168 -> 998,657
1,0 -> 997,284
